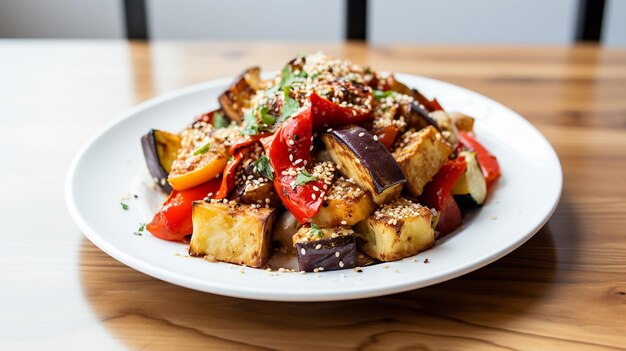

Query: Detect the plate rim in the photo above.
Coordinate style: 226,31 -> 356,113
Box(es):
65,73 -> 563,302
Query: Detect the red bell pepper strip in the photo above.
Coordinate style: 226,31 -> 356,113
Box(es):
458,131 -> 501,188
260,105 -> 325,223
431,98 -> 445,112
260,106 -> 314,172
420,157 -> 467,211
146,179 -> 221,242
229,133 -> 271,155
310,93 -> 370,129
436,194 -> 462,236
274,174 -> 327,223
373,125 -> 398,150
214,150 -> 245,199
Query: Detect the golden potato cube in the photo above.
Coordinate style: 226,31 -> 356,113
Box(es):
355,198 -> 435,261
189,201 -> 277,267
392,126 -> 452,196
311,177 -> 375,227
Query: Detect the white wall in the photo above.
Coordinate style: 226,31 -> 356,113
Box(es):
0,0 -> 123,38
603,0 -> 626,47
147,0 -> 346,40
369,0 -> 579,44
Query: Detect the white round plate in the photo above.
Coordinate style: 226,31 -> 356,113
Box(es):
66,73 -> 562,302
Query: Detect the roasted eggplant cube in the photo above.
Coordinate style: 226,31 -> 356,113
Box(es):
321,125 -> 406,205
355,198 -> 435,262
219,67 -> 261,122
452,151 -> 487,207
189,201 -> 277,268
311,177 -> 375,227
231,158 -> 281,207
293,226 -> 357,272
141,129 -> 181,193
392,126 -> 452,197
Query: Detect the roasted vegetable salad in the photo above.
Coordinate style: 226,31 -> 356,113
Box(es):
140,52 -> 501,271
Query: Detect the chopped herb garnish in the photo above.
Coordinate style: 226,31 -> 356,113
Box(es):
255,154 -> 275,181
274,87 -> 301,126
241,109 -> 259,135
193,142 -> 211,156
364,66 -> 372,74
120,202 -> 129,210
309,223 -> 323,238
295,171 -> 318,186
227,155 -> 234,162
310,72 -> 319,79
259,106 -> 276,127
137,223 -> 146,232
277,64 -> 303,90
373,90 -> 395,100
212,111 -> 229,128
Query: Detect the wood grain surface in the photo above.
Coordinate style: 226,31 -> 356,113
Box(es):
1,41 -> 625,350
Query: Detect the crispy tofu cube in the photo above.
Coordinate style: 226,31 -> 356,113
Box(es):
311,177 -> 375,227
189,201 -> 277,267
355,198 -> 435,261
392,126 -> 452,196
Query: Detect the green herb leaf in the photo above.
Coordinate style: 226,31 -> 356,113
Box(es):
137,223 -> 146,232
120,202 -> 129,210
277,64 -> 304,90
255,154 -> 275,181
241,109 -> 259,135
259,106 -> 276,127
193,142 -> 211,156
295,171 -> 318,186
373,90 -> 395,100
212,111 -> 229,128
274,87 -> 301,126
309,223 -> 323,238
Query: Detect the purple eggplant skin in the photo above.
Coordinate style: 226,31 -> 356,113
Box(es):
141,129 -> 180,193
295,235 -> 358,272
322,125 -> 406,204
408,102 -> 442,133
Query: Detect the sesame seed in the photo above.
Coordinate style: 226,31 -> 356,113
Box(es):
294,158 -> 302,165
289,154 -> 294,162
335,252 -> 340,257
288,139 -> 295,146
358,132 -> 365,137
300,248 -> 306,255
327,128 -> 333,132
315,244 -> 322,250
340,220 -> 347,225
311,193 -> 317,200
313,268 -> 319,273
318,267 -> 324,271
373,135 -> 379,141
355,159 -> 361,164
339,261 -> 344,268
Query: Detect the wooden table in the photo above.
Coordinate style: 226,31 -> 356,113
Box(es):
2,41 -> 625,350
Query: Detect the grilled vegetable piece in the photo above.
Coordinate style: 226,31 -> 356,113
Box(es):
405,102 -> 442,132
311,177 -> 375,227
449,112 -> 475,132
392,126 -> 453,197
141,129 -> 182,193
219,67 -> 261,122
189,201 -> 278,267
230,151 -> 281,207
293,226 -> 357,272
451,151 -> 487,207
429,110 -> 459,147
168,125 -> 232,191
355,198 -> 435,262
321,125 -> 406,205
